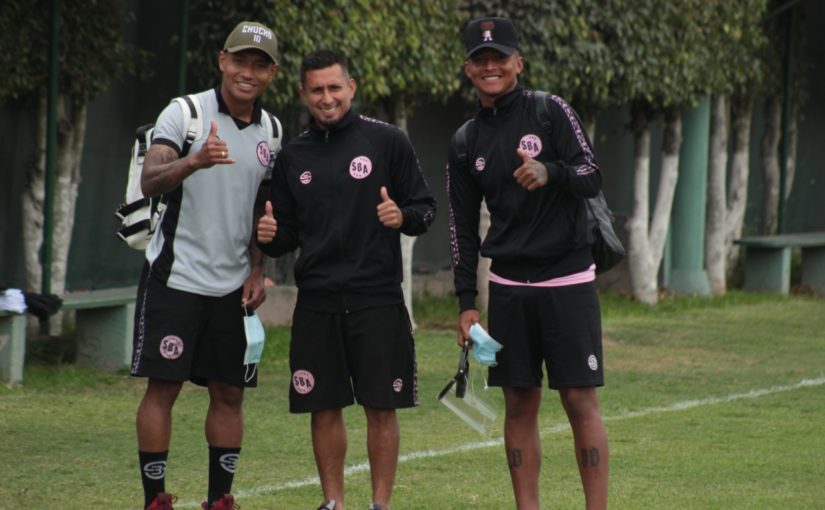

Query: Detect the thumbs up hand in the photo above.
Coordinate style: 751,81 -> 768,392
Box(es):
195,120 -> 234,169
513,148 -> 548,191
377,186 -> 403,229
257,200 -> 278,243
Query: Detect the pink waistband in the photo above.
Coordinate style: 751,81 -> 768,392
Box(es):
489,265 -> 596,287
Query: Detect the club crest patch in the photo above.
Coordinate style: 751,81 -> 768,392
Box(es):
519,134 -> 542,158
293,369 -> 315,394
349,155 -> 372,179
159,335 -> 183,360
300,171 -> 312,185
474,157 -> 486,172
393,378 -> 403,392
588,354 -> 599,371
257,141 -> 270,166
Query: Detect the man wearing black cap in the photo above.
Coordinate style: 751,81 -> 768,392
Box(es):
447,16 -> 609,509
132,20 -> 281,510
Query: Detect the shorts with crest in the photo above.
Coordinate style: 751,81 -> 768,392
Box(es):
288,304 -> 418,413
130,265 -> 256,388
486,280 -> 603,390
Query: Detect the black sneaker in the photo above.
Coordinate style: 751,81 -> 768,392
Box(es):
368,504 -> 387,510
317,500 -> 336,510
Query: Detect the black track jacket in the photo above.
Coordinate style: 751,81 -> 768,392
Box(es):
447,87 -> 601,312
260,109 -> 436,312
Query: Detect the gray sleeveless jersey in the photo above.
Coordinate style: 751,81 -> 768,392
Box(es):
146,89 -> 275,296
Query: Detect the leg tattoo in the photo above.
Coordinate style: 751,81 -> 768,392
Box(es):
508,448 -> 523,468
580,447 -> 600,468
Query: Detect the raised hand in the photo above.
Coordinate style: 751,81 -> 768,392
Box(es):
513,148 -> 548,191
257,200 -> 278,243
377,186 -> 403,229
194,120 -> 234,169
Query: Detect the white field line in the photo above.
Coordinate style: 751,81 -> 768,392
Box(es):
167,376 -> 825,508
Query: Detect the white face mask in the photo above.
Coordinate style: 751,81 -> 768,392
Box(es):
243,306 -> 266,381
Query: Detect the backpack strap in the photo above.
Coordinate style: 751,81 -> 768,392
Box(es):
261,109 -> 283,158
531,90 -> 553,135
452,118 -> 474,171
171,94 -> 202,156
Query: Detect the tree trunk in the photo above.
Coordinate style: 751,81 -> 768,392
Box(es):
476,199 -> 491,314
626,108 -> 657,304
650,110 -> 681,269
705,95 -> 729,294
785,103 -> 798,200
390,96 -> 417,329
760,96 -> 781,234
21,94 -> 86,333
726,95 -> 754,276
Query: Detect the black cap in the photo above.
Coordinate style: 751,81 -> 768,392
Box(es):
463,17 -> 519,58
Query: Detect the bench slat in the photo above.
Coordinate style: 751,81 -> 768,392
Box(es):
734,232 -> 825,249
62,286 -> 137,310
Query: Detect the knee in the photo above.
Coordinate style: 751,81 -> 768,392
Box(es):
364,407 -> 397,429
209,382 -> 244,410
559,387 -> 600,421
144,379 -> 183,407
503,387 -> 541,421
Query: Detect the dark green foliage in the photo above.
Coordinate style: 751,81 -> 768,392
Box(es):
0,0 -> 147,107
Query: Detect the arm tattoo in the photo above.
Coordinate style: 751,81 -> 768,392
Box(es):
508,448 -> 523,468
580,447 -> 600,468
142,145 -> 187,197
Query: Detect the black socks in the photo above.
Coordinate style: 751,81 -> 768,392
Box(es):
139,450 -> 169,508
207,445 -> 241,506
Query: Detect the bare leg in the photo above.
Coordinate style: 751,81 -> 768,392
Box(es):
312,409 -> 347,509
136,379 -> 183,451
503,387 -> 542,510
205,381 -> 245,447
364,407 -> 399,508
559,387 -> 608,510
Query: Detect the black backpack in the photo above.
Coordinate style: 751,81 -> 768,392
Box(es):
451,91 -> 625,274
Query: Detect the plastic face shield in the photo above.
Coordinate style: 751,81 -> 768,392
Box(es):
437,345 -> 497,437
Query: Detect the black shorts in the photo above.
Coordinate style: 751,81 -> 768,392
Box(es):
131,267 -> 256,388
486,281 -> 603,390
289,304 -> 418,413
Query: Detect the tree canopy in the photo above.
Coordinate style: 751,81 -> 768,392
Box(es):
0,0 -> 144,108
187,0 -> 465,119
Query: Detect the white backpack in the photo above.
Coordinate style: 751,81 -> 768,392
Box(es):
116,95 -> 282,250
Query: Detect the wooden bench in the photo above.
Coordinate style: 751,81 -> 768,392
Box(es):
62,286 -> 137,372
734,232 -> 825,296
0,309 -> 27,385
0,286 -> 137,384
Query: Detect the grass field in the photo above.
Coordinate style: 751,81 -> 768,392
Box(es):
1,292 -> 824,509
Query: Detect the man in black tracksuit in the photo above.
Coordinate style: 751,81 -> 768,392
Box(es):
447,18 -> 609,509
257,49 -> 435,510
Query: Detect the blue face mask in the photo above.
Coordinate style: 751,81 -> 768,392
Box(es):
469,323 -> 503,366
243,307 -> 266,381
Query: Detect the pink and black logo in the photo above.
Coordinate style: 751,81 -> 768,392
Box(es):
159,335 -> 183,360
474,157 -> 486,172
349,156 -> 372,179
292,370 -> 315,394
519,134 -> 542,158
257,141 -> 270,166
393,378 -> 403,393
300,171 -> 312,185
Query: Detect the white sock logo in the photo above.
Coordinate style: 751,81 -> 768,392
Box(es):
219,453 -> 239,473
143,460 -> 166,480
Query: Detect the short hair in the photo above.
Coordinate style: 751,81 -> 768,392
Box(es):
300,49 -> 350,84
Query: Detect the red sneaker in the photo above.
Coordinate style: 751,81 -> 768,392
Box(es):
146,493 -> 176,510
202,494 -> 239,510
